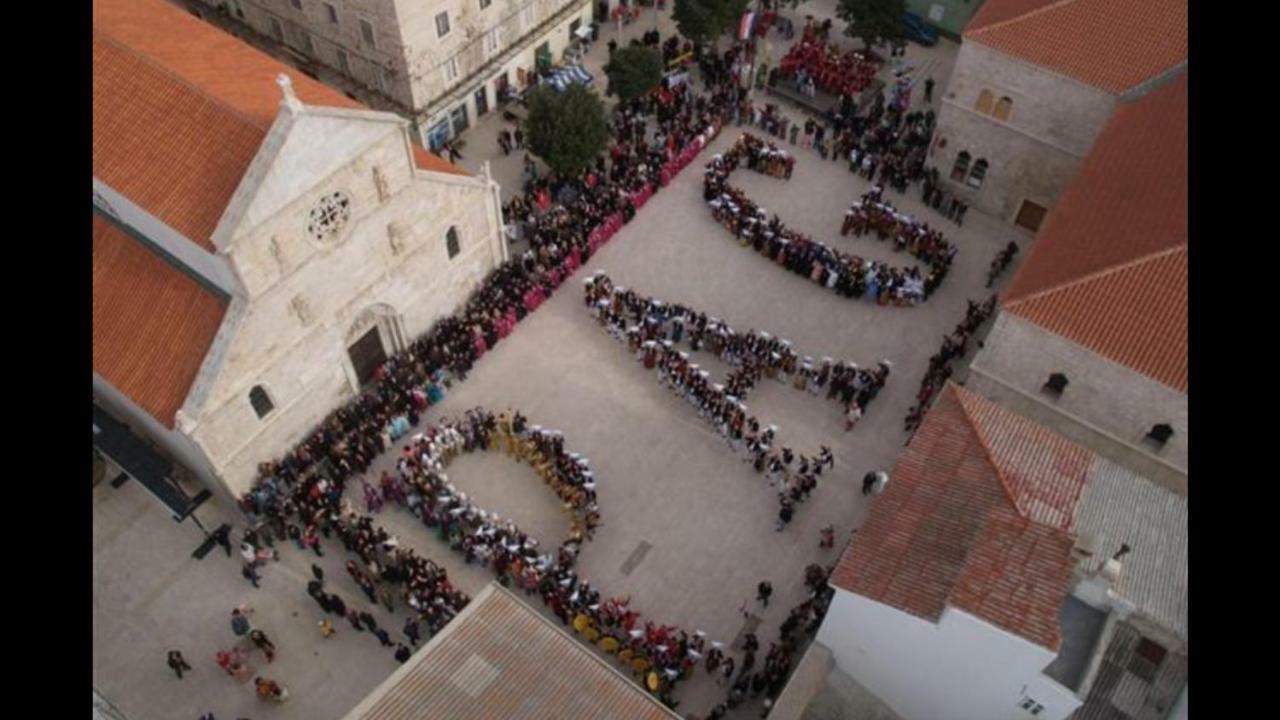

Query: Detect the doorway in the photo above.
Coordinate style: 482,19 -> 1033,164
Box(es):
474,85 -> 489,116
1015,200 -> 1048,233
348,327 -> 387,388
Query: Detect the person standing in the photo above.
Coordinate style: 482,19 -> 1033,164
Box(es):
249,629 -> 276,663
394,643 -> 412,663
514,127 -> 525,149
862,471 -> 878,496
776,499 -> 794,531
166,650 -> 192,679
403,617 -> 421,647
756,581 -> 773,608
211,525 -> 233,557
372,627 -> 394,647
231,608 -> 252,639
819,525 -> 836,549
241,560 -> 261,588
310,563 -> 324,584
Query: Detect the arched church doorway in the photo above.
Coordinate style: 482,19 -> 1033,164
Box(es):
345,303 -> 403,389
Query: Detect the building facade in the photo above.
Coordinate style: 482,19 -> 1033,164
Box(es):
191,0 -> 594,150
930,0 -> 1187,231
94,0 -> 506,501
967,73 -> 1188,492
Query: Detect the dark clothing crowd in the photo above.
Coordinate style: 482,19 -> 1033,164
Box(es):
704,134 -> 954,306
905,296 -> 998,431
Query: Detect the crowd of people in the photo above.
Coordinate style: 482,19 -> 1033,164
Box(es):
704,133 -> 953,306
920,166 -> 971,225
778,24 -> 881,97
840,185 -> 958,303
585,271 -> 888,529
904,295 -> 998,431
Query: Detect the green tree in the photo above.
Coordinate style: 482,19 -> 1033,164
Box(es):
836,0 -> 906,51
673,0 -> 750,46
524,84 -> 609,177
604,46 -> 664,102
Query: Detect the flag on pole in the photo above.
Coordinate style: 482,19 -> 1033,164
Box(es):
738,11 -> 756,41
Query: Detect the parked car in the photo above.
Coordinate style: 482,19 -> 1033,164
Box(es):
902,12 -> 939,47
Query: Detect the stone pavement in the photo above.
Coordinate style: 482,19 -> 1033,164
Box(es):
93,6 -> 1031,720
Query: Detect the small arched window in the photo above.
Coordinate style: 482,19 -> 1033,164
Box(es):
993,96 -> 1013,121
951,151 -> 971,182
446,226 -> 461,259
249,385 -> 274,419
967,159 -> 989,188
975,89 -> 994,115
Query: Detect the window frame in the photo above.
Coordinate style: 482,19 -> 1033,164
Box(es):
975,89 -> 995,115
993,96 -> 1013,121
951,151 -> 971,182
336,47 -> 351,75
436,11 -> 451,38
967,158 -> 989,188
249,385 -> 275,419
360,17 -> 376,49
446,226 -> 461,259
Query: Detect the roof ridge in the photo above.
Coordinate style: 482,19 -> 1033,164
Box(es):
947,384 -> 1028,521
967,0 -> 1082,37
94,27 -> 275,133
1004,243 -> 1187,309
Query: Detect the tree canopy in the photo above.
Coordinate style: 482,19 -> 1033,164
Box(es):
673,0 -> 750,46
604,46 -> 664,102
524,84 -> 609,178
836,0 -> 906,50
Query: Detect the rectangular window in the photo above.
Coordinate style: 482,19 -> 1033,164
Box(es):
445,57 -> 459,82
451,104 -> 469,135
269,17 -> 284,42
436,12 -> 450,37
360,18 -> 376,48
337,48 -> 351,75
289,0 -> 302,10
484,28 -> 499,55
324,2 -> 338,24
375,68 -> 390,94
522,6 -> 534,27
300,32 -> 314,55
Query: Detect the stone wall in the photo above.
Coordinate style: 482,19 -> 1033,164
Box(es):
967,313 -> 1187,484
931,41 -> 1115,222
188,122 -> 503,496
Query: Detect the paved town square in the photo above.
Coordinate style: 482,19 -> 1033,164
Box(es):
94,1 -> 1187,719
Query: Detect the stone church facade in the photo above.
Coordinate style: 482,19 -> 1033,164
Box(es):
94,0 -> 505,501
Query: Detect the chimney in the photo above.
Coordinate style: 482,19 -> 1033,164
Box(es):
276,74 -> 304,114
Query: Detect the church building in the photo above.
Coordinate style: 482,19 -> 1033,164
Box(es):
93,0 -> 507,504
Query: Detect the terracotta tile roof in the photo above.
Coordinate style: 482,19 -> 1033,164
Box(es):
831,384 -> 1082,650
1003,74 -> 1187,392
964,0 -> 1187,94
92,215 -> 228,428
93,0 -> 462,249
344,584 -> 679,720
954,387 -> 1091,532
412,144 -> 472,177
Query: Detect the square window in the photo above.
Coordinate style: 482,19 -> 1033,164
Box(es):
360,18 -> 376,48
324,2 -> 338,24
1128,638 -> 1167,682
436,12 -> 450,37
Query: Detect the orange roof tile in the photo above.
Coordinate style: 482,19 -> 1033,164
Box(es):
345,584 -> 679,720
412,144 -> 472,177
964,0 -> 1187,94
93,215 -> 228,428
93,0 -> 462,248
1003,74 -> 1187,392
831,384 -> 1083,650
